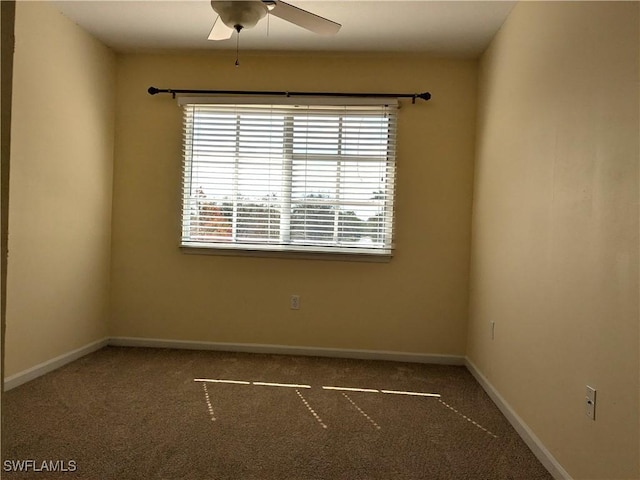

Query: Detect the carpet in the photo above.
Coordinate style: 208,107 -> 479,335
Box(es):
2,346 -> 553,479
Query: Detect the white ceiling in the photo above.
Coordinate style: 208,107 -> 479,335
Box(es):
52,0 -> 516,57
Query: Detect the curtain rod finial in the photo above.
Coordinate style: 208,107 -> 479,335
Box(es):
148,86 -> 160,95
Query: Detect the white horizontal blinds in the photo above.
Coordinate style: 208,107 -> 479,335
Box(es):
181,102 -> 397,255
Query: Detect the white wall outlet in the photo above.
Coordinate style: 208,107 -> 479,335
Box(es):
585,385 -> 596,420
290,295 -> 300,310
490,321 -> 495,340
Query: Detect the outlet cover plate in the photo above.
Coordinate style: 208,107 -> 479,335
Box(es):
290,295 -> 300,310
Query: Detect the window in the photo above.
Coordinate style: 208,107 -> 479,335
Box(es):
180,98 -> 397,258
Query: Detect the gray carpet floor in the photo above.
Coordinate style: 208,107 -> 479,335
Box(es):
2,347 -> 553,479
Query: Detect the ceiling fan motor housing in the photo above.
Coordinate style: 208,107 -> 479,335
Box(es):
211,1 -> 268,30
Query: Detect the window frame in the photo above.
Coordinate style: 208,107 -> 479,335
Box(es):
178,97 -> 398,261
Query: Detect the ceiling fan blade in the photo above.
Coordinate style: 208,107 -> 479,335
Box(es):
208,15 -> 234,40
268,1 -> 341,35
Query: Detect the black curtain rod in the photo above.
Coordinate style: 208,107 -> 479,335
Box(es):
147,86 -> 431,103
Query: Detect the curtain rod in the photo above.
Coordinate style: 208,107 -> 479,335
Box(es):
147,86 -> 431,103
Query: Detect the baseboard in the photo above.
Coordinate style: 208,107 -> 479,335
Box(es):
465,358 -> 572,480
108,336 -> 466,366
1,334 -> 464,390
3,337 -> 110,391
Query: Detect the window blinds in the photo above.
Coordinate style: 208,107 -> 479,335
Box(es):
180,101 -> 397,256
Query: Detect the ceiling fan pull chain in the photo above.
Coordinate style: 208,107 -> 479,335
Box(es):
234,25 -> 242,67
235,34 -> 240,66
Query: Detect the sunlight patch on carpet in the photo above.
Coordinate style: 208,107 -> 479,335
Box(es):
438,398 -> 498,438
341,392 -> 382,430
194,377 -> 496,438
322,386 -> 380,393
380,389 -> 441,398
194,378 -> 251,385
201,383 -> 216,422
296,389 -> 328,429
253,381 -> 311,389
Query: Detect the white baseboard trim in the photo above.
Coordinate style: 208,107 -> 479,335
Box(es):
3,337 -> 110,391
465,358 -> 572,480
1,335 -> 465,390
108,336 -> 466,366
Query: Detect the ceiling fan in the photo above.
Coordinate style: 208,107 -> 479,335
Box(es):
208,0 -> 341,40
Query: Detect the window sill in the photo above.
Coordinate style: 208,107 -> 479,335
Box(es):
180,245 -> 392,263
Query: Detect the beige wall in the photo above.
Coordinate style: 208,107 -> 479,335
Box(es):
467,2 -> 639,479
110,53 -> 477,355
5,2 -> 115,376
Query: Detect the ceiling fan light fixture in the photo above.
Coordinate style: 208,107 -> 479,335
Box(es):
211,1 -> 268,30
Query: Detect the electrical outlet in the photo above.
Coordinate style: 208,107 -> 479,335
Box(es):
586,385 -> 596,420
290,295 -> 300,310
